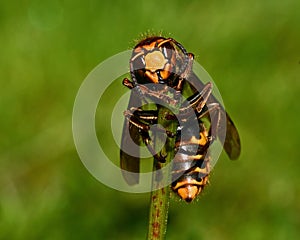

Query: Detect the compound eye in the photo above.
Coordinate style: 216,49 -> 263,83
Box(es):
161,44 -> 173,59
132,53 -> 146,71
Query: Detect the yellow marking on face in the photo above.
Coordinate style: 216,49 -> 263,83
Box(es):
145,70 -> 158,83
144,51 -> 168,72
142,41 -> 158,51
160,69 -> 170,80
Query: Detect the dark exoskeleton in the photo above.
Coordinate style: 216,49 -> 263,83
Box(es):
120,36 -> 241,202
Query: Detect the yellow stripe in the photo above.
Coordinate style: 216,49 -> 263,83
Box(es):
172,178 -> 204,190
177,132 -> 208,147
157,38 -> 172,47
172,167 -> 210,190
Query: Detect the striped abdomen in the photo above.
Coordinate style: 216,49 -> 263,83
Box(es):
171,121 -> 211,202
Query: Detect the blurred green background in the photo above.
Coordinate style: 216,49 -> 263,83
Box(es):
1,0 -> 299,239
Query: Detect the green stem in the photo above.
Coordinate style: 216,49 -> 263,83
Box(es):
147,106 -> 177,240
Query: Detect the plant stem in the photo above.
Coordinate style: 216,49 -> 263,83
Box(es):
147,105 -> 177,240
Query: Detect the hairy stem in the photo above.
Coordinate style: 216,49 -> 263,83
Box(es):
147,105 -> 177,240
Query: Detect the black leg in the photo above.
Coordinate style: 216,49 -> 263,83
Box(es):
123,110 -> 170,163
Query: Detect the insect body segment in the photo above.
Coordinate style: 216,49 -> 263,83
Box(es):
171,121 -> 211,202
120,36 -> 241,202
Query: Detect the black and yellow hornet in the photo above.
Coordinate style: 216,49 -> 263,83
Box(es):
120,36 -> 241,202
